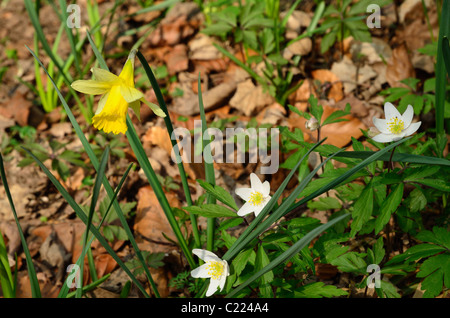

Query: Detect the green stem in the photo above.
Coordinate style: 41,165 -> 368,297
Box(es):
136,51 -> 201,249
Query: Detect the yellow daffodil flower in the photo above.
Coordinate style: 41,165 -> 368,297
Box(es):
71,50 -> 165,135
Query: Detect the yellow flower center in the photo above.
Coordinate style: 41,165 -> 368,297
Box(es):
207,261 -> 224,280
249,191 -> 264,206
387,117 -> 404,135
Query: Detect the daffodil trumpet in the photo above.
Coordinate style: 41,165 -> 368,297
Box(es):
71,49 -> 165,135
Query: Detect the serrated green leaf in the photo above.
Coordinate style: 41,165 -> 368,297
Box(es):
184,204 -> 237,218
255,245 -> 274,298
331,252 -> 367,274
197,180 -> 238,210
308,197 -> 342,211
294,282 -> 347,298
375,182 -> 404,234
350,183 -> 374,236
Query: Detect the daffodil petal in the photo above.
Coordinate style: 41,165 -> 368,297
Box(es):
384,102 -> 402,121
403,121 -> 421,136
95,92 -> 109,115
91,67 -> 120,83
190,263 -> 211,279
235,187 -> 252,201
120,85 -> 144,103
118,59 -> 135,87
71,79 -> 112,95
401,105 -> 414,127
91,86 -> 128,135
372,133 -> 396,143
237,202 -> 255,217
372,117 -> 390,134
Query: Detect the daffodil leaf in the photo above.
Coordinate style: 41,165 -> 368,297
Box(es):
374,182 -> 404,234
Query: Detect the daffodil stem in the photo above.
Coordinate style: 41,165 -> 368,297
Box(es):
126,116 -> 196,269
136,51 -> 201,250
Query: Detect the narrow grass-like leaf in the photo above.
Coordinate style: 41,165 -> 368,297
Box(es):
198,74 -> 217,252
58,163 -> 134,298
0,154 -> 41,298
136,51 -> 200,248
435,0 -> 450,137
23,147 -> 151,297
76,146 -> 109,298
332,151 -> 450,166
226,213 -> 350,297
0,230 -> 14,298
66,273 -> 111,298
126,116 -> 196,269
443,37 -> 450,78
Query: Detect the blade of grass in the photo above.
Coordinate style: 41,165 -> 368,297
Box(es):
0,230 -> 14,298
331,151 -> 450,166
66,273 -> 111,298
125,115 -> 196,268
58,163 -> 134,298
23,147 -> 151,297
197,74 -> 217,252
0,154 -> 41,298
435,0 -> 450,147
76,146 -> 110,298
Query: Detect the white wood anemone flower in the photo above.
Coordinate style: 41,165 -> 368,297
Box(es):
190,249 -> 229,297
235,173 -> 271,217
71,50 -> 165,135
371,102 -> 421,143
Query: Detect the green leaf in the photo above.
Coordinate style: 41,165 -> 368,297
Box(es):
197,180 -> 238,210
375,182 -> 404,234
350,182 -> 374,236
201,22 -> 234,36
417,254 -> 450,297
416,226 -> 450,249
184,204 -> 237,218
412,179 -> 450,192
231,248 -> 255,277
386,243 -> 446,265
255,245 -> 274,298
331,252 -> 367,274
294,281 -> 348,298
308,197 -> 342,211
